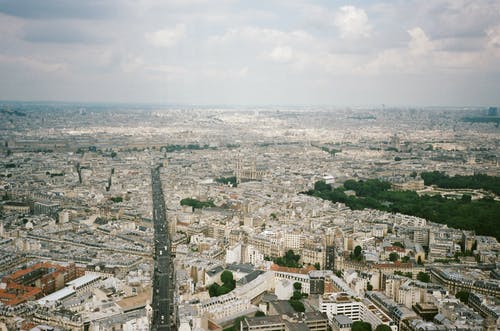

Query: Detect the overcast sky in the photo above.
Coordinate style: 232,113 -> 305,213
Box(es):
1,0 -> 500,106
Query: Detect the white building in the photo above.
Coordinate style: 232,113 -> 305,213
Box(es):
245,244 -> 264,266
191,271 -> 274,324
225,243 -> 242,264
319,292 -> 362,322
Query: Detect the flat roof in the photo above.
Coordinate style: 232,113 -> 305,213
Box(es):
67,274 -> 101,289
245,315 -> 282,326
333,315 -> 352,325
227,263 -> 255,274
37,286 -> 75,305
270,301 -> 296,315
37,274 -> 101,305
116,288 -> 151,312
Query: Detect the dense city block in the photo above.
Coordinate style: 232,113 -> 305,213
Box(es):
0,104 -> 499,331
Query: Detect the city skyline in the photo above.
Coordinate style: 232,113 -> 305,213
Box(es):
1,1 -> 500,330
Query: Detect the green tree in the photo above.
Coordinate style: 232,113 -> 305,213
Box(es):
291,291 -> 302,300
314,262 -> 321,270
389,252 -> 399,262
401,256 -> 410,263
352,321 -> 372,331
274,250 -> 302,268
208,283 -> 219,297
375,325 -> 392,331
215,176 -> 237,187
293,282 -> 302,291
221,270 -> 234,285
289,300 -> 305,312
208,270 -> 236,297
455,290 -> 470,303
417,272 -> 431,283
255,311 -> 265,317
354,245 -> 362,258
305,178 -> 500,241
366,283 -> 373,291
461,194 -> 471,202
421,171 -> 500,195
314,180 -> 332,191
180,198 -> 215,210
110,196 -> 123,203
392,242 -> 404,248
216,285 -> 232,296
285,250 -> 300,262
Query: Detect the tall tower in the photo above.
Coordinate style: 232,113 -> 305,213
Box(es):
251,160 -> 257,180
235,157 -> 243,184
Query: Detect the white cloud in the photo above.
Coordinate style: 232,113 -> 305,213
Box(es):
268,46 -> 294,63
238,66 -> 248,77
360,26 -> 500,75
145,64 -> 187,75
201,66 -> 249,79
486,25 -> 500,48
208,26 -> 314,46
334,6 -> 371,39
145,24 -> 186,47
208,26 -> 319,70
0,54 -> 67,72
408,27 -> 434,55
361,27 -> 437,74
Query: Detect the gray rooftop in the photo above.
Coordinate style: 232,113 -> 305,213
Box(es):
237,270 -> 265,286
227,263 -> 255,274
333,315 -> 353,325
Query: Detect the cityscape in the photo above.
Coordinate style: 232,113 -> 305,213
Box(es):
1,1 -> 500,331
0,104 -> 499,330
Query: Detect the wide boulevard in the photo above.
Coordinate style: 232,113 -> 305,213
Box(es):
151,166 -> 173,331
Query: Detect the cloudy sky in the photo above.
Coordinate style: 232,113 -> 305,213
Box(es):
1,0 -> 500,106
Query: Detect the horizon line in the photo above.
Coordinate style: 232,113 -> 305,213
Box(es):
0,99 -> 496,110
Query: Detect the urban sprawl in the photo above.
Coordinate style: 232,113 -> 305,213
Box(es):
0,104 -> 499,331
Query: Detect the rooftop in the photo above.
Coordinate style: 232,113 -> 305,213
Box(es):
66,274 -> 101,289
333,315 -> 352,325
